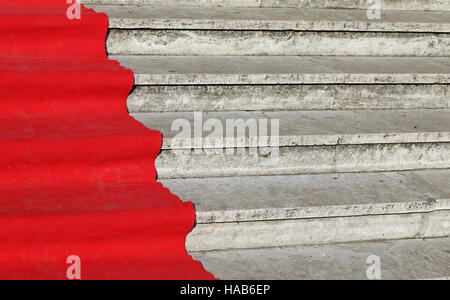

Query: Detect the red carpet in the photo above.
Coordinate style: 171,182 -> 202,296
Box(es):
0,0 -> 214,279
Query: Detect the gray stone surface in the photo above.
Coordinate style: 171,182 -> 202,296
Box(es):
187,210 -> 449,251
132,109 -> 450,149
101,5 -> 450,57
155,143 -> 450,179
85,0 -> 263,7
191,237 -> 450,280
160,169 -> 450,223
165,169 -> 450,250
84,0 -> 450,11
311,56 -> 450,74
128,84 -> 450,113
91,5 -> 450,32
259,0 -> 450,11
108,29 -> 450,57
112,56 -> 450,85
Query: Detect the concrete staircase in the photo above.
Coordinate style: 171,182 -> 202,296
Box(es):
85,0 -> 450,279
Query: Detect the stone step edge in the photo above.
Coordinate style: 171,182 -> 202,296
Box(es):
133,73 -> 450,85
187,209 -> 449,251
195,198 -> 450,223
111,56 -> 450,86
83,0 -> 450,12
131,110 -> 450,149
154,133 -> 450,150
127,85 -> 450,113
87,5 -> 450,33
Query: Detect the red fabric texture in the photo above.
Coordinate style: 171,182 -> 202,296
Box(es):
0,0 -> 214,280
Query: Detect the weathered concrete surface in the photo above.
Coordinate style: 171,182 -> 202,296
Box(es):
186,210 -> 449,251
128,84 -> 450,113
191,237 -> 450,280
160,169 -> 450,223
261,0 -> 450,11
85,0 -> 450,11
108,29 -> 450,57
311,55 -> 450,75
132,109 -> 450,149
85,0 -> 263,8
91,5 -> 450,32
101,5 -> 450,56
155,143 -> 450,179
166,169 -> 450,250
112,56 -> 450,85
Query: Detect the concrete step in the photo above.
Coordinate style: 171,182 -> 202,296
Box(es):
121,55 -> 450,113
84,0 -> 450,11
128,84 -> 450,113
131,109 -> 450,179
98,6 -> 450,56
134,110 -> 450,149
191,237 -> 450,280
96,5 -> 450,32
114,55 -> 450,85
107,30 -> 449,57
158,169 -> 450,251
